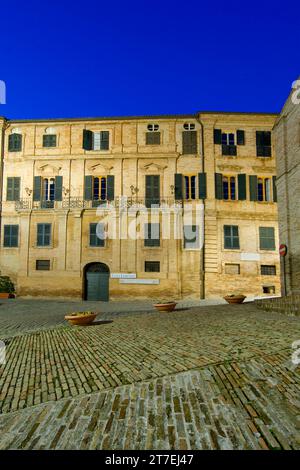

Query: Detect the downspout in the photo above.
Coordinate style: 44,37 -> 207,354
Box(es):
196,114 -> 205,299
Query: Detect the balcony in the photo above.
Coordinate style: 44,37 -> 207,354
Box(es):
15,197 -> 184,211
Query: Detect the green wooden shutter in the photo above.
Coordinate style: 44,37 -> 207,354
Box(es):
8,134 -> 22,152
174,173 -> 183,200
272,176 -> 277,202
198,173 -> 207,199
13,177 -> 20,201
145,175 -> 160,207
100,131 -> 109,150
3,225 -> 10,247
237,130 -> 245,145
249,175 -> 258,201
83,130 -> 93,150
84,175 -> 93,200
214,129 -> 222,144
6,177 -> 14,201
182,131 -> 197,154
107,175 -> 115,201
238,174 -> 246,200
215,173 -> 223,199
146,132 -> 161,145
55,176 -> 63,201
11,225 -> 19,247
33,176 -> 42,201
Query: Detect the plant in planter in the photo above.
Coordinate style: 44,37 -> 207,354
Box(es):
64,311 -> 98,326
0,276 -> 16,298
153,300 -> 177,312
223,294 -> 246,304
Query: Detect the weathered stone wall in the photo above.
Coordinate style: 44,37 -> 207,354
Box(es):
255,295 -> 300,316
273,81 -> 300,295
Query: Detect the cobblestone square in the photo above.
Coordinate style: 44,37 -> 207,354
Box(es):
0,300 -> 299,449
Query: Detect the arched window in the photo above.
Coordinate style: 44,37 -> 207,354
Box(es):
183,123 -> 195,130
147,124 -> 159,131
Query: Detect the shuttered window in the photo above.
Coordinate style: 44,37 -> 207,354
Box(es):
259,227 -> 275,251
93,131 -> 110,150
224,225 -> 240,249
145,175 -> 160,207
3,225 -> 19,247
89,223 -> 105,247
256,131 -> 272,157
146,132 -> 161,145
183,225 -> 199,249
144,223 -> 160,247
6,177 -> 20,201
43,135 -> 57,147
37,224 -> 51,247
182,131 -> 197,154
8,133 -> 22,152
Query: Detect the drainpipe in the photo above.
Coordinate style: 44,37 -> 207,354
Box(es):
196,114 -> 205,299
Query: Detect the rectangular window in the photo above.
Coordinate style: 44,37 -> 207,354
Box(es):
222,176 -> 236,200
146,132 -> 161,145
89,223 -> 105,247
225,263 -> 240,274
8,133 -> 22,152
145,175 -> 160,207
257,177 -> 271,202
37,223 -> 51,247
261,265 -> 276,275
259,227 -> 275,251
43,134 -> 57,147
93,131 -> 109,150
182,131 -> 197,154
36,260 -> 50,271
6,177 -> 20,201
256,131 -> 272,157
144,223 -> 160,247
224,225 -> 240,249
3,225 -> 19,247
184,175 -> 196,200
145,261 -> 160,272
183,225 -> 200,249
221,133 -> 237,156
263,285 -> 275,294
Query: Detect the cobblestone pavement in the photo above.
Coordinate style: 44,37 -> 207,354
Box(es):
0,302 -> 300,449
0,351 -> 299,450
0,298 -> 224,338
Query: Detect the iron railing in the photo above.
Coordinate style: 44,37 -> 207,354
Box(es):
15,197 -> 185,211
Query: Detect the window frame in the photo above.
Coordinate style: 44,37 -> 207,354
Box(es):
89,223 -> 105,247
36,260 -> 51,271
183,174 -> 197,200
260,265 -> 276,276
43,134 -> 57,148
183,225 -> 200,250
144,223 -> 160,247
257,177 -> 272,202
92,176 -> 107,202
3,224 -> 19,248
223,225 -> 240,250
36,223 -> 52,247
145,261 -> 160,272
92,131 -> 110,151
222,175 -> 236,201
259,227 -> 275,251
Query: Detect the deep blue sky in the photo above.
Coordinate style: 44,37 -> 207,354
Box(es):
1,0 -> 299,119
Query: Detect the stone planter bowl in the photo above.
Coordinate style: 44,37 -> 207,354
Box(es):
65,312 -> 98,326
153,302 -> 177,312
224,295 -> 246,304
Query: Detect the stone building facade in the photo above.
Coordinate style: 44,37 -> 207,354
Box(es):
0,112 -> 280,300
273,81 -> 300,295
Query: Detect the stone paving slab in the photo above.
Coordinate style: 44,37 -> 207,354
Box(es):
1,304 -> 300,414
0,351 -> 299,450
0,298 -> 224,338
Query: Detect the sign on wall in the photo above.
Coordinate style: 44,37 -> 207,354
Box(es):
111,273 -> 136,279
119,279 -> 159,285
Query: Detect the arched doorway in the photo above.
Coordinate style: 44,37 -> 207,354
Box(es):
84,263 -> 110,301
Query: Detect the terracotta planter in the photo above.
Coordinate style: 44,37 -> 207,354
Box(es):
0,293 -> 15,299
65,312 -> 98,326
153,302 -> 177,312
224,295 -> 246,304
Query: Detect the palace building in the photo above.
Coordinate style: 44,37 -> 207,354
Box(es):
0,112 -> 280,300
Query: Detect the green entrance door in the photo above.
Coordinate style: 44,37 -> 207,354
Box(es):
85,263 -> 109,301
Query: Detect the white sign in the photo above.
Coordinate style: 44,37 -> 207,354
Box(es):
240,253 -> 261,261
119,279 -> 159,285
111,273 -> 136,279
